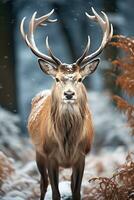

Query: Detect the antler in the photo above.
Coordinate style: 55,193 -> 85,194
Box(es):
76,7 -> 113,66
20,9 -> 61,66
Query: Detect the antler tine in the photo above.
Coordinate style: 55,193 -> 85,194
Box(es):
76,36 -> 90,65
20,17 -> 26,40
83,7 -> 113,64
20,9 -> 61,66
46,36 -> 61,65
31,9 -> 56,28
76,7 -> 113,66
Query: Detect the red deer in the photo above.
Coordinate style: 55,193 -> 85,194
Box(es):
20,7 -> 113,200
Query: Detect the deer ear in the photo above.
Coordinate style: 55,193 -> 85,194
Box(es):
80,58 -> 100,78
38,58 -> 57,77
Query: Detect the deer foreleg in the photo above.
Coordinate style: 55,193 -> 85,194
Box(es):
47,158 -> 60,200
71,155 -> 85,200
36,152 -> 48,200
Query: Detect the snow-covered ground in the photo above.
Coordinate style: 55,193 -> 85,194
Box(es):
0,91 -> 133,199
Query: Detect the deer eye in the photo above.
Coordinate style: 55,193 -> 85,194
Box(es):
78,78 -> 82,82
55,78 -> 60,82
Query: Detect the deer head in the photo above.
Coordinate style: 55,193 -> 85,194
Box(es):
20,8 -> 113,105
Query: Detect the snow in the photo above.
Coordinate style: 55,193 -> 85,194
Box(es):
0,91 -> 133,199
45,181 -> 72,200
88,91 -> 133,151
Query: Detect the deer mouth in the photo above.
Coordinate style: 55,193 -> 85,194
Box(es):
62,98 -> 77,104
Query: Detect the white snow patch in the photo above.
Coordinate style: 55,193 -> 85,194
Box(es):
45,181 -> 72,200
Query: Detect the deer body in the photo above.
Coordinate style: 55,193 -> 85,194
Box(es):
28,88 -> 93,167
20,7 -> 113,200
28,85 -> 93,200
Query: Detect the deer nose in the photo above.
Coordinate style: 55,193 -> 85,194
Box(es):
64,90 -> 75,100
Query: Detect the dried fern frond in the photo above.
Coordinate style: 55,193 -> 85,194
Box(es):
86,36 -> 134,200
111,35 -> 134,57
112,152 -> 134,200
110,35 -> 134,135
87,153 -> 134,200
88,177 -> 119,200
0,151 -> 14,188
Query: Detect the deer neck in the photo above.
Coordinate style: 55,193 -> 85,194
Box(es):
50,93 -> 87,140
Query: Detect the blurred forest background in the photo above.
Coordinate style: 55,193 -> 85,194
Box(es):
0,0 -> 134,200
0,0 -> 134,130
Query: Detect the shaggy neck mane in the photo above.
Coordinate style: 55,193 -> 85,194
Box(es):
50,90 -> 87,156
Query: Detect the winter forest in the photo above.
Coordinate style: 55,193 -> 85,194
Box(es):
0,0 -> 134,199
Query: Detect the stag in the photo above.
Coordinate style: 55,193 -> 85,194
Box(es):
20,7 -> 113,200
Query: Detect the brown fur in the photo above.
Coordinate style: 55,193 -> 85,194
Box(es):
28,71 -> 94,200
21,8 -> 112,200
28,84 -> 93,165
